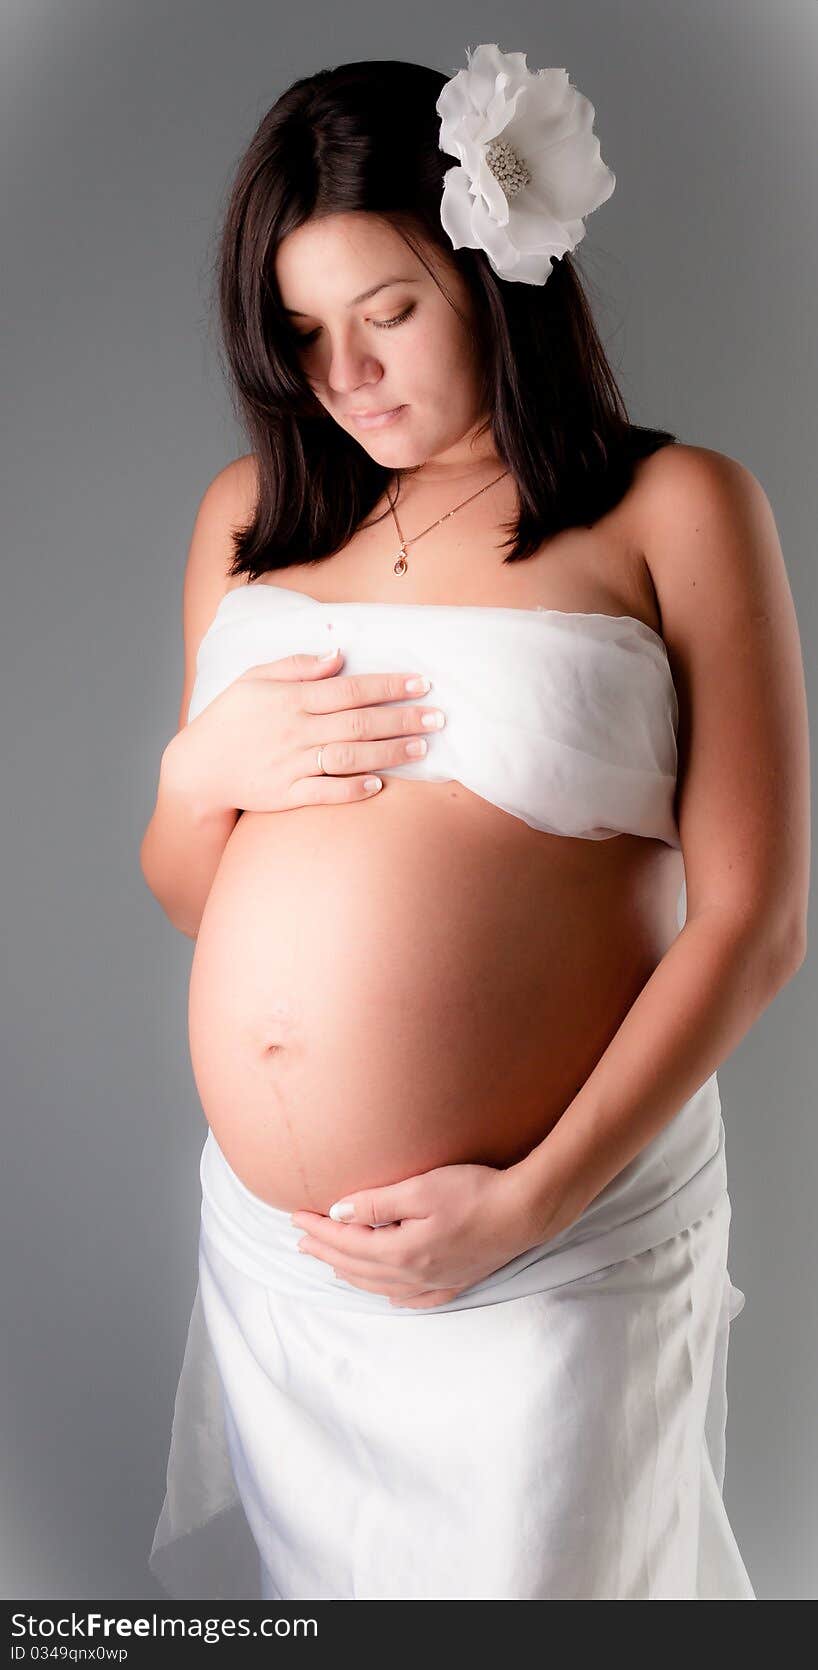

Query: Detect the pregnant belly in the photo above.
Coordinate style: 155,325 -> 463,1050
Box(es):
188,780 -> 681,1212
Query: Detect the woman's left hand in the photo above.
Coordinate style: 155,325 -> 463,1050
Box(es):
290,1161 -> 542,1309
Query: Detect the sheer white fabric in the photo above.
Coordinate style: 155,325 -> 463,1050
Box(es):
186,582 -> 681,848
148,1130 -> 754,1600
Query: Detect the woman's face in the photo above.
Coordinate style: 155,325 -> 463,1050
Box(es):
274,212 -> 488,469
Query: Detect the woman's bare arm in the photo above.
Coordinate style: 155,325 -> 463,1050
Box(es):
504,446 -> 810,1244
140,456 -> 256,938
140,756 -> 240,940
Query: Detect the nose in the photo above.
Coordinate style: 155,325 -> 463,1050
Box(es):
324,331 -> 384,397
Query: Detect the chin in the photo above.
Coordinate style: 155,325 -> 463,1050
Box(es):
362,437 -> 422,463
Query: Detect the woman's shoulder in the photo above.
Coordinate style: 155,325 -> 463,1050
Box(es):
627,439 -> 783,661
630,439 -> 764,515
626,440 -> 771,593
198,454 -> 260,593
215,451 -> 260,514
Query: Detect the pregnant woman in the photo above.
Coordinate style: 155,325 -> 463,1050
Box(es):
141,46 -> 808,1600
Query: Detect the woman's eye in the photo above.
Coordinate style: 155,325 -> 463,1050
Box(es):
374,304 -> 415,331
295,304 -> 415,347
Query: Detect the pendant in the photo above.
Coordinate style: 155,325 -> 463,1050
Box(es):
393,548 -> 408,576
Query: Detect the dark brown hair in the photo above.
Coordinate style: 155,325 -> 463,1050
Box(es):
210,57 -> 676,578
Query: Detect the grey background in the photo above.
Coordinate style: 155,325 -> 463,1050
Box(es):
1,0 -> 815,1601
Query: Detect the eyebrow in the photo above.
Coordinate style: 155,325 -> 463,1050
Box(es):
283,276 -> 418,317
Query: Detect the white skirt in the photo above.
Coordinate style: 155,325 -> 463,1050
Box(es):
149,1129 -> 755,1601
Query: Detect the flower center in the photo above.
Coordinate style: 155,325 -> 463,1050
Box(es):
483,138 -> 532,198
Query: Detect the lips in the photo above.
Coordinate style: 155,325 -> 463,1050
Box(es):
347,404 -> 407,429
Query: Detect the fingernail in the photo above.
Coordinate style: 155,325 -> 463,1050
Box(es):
319,647 -> 340,661
329,1200 -> 355,1221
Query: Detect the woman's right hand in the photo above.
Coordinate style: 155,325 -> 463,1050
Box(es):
162,646 -> 446,815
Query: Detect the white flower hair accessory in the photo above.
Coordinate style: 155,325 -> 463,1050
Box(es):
436,42 -> 616,285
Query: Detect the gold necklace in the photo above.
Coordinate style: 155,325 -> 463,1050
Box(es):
385,470 -> 510,576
